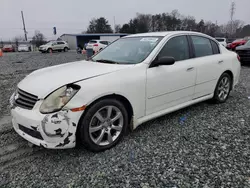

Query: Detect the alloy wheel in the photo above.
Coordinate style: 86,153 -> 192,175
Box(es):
217,76 -> 230,101
89,106 -> 124,146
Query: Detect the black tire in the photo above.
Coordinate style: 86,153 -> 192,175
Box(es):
78,99 -> 128,152
64,47 -> 69,52
47,48 -> 52,53
212,73 -> 232,103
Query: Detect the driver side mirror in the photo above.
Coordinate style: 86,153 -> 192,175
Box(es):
150,56 -> 175,68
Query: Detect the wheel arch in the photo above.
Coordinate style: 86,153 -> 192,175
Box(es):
223,70 -> 234,90
75,93 -> 134,145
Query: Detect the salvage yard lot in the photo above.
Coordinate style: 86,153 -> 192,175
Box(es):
0,51 -> 250,187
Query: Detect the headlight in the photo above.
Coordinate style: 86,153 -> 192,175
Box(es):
40,84 -> 80,114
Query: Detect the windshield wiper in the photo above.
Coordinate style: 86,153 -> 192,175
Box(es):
95,59 -> 118,64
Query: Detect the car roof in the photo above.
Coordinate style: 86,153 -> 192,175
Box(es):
124,31 -> 209,38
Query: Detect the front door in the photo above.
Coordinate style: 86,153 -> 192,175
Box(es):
146,35 -> 197,115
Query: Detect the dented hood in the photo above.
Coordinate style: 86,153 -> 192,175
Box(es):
18,60 -> 130,98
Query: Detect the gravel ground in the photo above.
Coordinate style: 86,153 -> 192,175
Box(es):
0,52 -> 250,188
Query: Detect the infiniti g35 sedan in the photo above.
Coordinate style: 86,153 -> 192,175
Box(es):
10,31 -> 241,152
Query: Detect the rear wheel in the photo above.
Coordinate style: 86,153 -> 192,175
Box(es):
64,47 -> 69,52
212,73 -> 232,103
78,99 -> 128,152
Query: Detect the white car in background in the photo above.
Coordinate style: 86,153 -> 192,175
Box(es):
39,41 -> 69,53
215,38 -> 227,47
10,31 -> 240,152
86,40 -> 110,53
18,44 -> 30,52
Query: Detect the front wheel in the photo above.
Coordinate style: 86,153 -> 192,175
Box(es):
78,99 -> 128,152
212,73 -> 232,103
64,47 -> 69,52
47,48 -> 52,53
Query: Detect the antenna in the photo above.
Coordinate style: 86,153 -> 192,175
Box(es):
113,16 -> 116,33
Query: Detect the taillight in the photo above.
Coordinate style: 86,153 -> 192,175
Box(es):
93,44 -> 98,46
237,54 -> 240,62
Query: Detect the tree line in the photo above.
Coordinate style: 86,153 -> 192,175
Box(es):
85,10 -> 250,38
16,9 -> 250,48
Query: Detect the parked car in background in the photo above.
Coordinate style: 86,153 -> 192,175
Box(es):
226,38 -> 247,51
18,44 -> 30,52
39,41 -> 69,53
215,37 -> 227,47
10,31 -> 241,152
86,40 -> 110,53
236,40 -> 250,64
2,45 -> 15,52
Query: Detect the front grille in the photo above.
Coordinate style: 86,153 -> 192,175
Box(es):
15,89 -> 38,110
237,50 -> 250,57
18,124 -> 43,140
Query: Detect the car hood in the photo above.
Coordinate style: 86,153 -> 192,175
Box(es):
236,45 -> 250,50
18,60 -> 132,98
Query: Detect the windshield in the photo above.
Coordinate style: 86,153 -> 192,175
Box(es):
45,41 -> 54,45
245,40 -> 250,46
92,36 -> 163,64
215,38 -> 225,42
19,45 -> 27,47
4,45 -> 12,48
89,40 -> 97,44
233,39 -> 243,43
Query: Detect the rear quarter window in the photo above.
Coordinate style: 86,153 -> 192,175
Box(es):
210,40 -> 220,54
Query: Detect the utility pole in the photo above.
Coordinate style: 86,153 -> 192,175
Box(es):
21,11 -> 27,41
230,1 -> 236,36
113,16 -> 116,33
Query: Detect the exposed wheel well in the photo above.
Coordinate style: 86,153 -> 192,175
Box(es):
76,94 -> 134,146
223,70 -> 234,90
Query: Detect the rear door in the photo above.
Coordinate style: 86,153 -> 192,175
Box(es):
189,35 -> 223,99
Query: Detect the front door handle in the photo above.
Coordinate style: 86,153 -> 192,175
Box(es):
187,67 -> 194,71
218,60 -> 224,64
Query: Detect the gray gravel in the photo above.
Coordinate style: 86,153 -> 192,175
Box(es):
0,52 -> 250,188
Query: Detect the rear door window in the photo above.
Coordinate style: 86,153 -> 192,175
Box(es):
191,36 -> 213,58
89,41 -> 97,44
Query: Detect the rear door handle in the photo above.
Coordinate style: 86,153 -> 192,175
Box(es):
187,67 -> 194,71
218,60 -> 224,64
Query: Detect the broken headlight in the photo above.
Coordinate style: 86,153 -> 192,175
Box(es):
40,84 -> 80,114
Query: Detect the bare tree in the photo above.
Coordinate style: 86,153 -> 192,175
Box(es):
115,24 -> 121,33
31,30 -> 46,47
13,36 -> 25,42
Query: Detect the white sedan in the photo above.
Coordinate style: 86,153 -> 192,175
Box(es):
10,31 -> 241,151
18,44 -> 30,52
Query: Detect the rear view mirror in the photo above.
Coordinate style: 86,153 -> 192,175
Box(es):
150,56 -> 175,67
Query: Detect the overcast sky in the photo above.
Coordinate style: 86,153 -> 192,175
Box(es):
1,0 -> 249,40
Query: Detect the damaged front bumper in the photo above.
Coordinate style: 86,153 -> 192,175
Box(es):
11,104 -> 82,149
